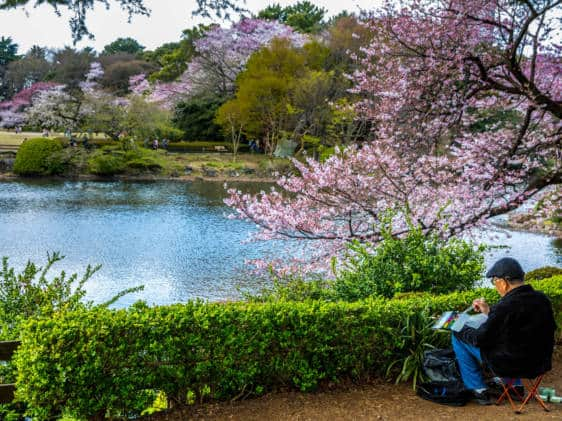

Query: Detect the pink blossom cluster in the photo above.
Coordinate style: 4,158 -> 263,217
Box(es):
79,62 -> 104,94
0,82 -> 60,128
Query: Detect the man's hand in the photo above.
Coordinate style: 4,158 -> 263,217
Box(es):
473,297 -> 490,315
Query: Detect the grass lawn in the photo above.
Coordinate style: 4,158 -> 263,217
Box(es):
0,130 -> 47,146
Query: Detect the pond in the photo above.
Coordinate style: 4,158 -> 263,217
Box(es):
0,180 -> 560,307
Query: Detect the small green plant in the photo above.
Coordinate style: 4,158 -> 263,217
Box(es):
385,308 -> 448,390
13,138 -> 64,176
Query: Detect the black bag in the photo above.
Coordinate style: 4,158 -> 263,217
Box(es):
416,348 -> 471,406
417,381 -> 471,406
422,348 -> 461,383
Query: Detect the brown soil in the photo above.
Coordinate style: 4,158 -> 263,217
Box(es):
143,347 -> 562,421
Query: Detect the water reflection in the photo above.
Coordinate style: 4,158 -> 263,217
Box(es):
0,179 -> 560,307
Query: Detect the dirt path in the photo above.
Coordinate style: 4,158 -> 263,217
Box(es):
145,348 -> 562,420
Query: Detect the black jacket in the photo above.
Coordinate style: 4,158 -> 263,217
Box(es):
456,284 -> 556,378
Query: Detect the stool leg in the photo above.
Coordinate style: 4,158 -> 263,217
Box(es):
516,376 -> 549,414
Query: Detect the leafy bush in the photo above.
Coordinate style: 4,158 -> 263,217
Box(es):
525,266 -> 562,282
14,277 -> 562,419
0,252 -> 142,398
13,138 -> 64,176
155,123 -> 184,142
334,226 -> 485,300
87,152 -> 126,176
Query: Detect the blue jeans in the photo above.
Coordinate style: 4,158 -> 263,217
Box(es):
452,334 -> 486,390
452,335 -> 521,390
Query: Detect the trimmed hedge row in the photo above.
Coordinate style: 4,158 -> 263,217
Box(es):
14,276 -> 562,419
166,141 -> 250,153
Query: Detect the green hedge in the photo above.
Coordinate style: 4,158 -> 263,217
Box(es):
13,138 -> 64,176
166,141 -> 249,153
14,276 -> 562,419
526,266 -> 562,282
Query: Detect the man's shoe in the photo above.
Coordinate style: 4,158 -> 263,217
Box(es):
488,382 -> 525,402
473,389 -> 493,405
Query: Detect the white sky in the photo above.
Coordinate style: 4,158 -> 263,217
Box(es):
0,0 -> 382,53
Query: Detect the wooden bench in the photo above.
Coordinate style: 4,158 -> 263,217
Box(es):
0,341 -> 20,403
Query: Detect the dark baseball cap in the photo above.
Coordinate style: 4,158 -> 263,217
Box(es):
486,257 -> 525,282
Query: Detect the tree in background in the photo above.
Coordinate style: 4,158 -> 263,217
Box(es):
257,1 -> 327,33
99,53 -> 156,95
215,98 -> 249,155
0,81 -> 59,127
101,37 -> 145,56
217,38 -> 340,155
51,47 -> 95,92
226,0 -> 561,273
24,85 -> 88,131
218,38 -> 308,155
173,94 -> 225,141
4,46 -> 52,97
144,25 -> 210,82
0,36 -> 19,100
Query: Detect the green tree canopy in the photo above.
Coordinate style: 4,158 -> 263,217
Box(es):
145,24 -> 210,82
51,46 -> 95,91
101,37 -> 145,56
173,94 -> 225,141
0,35 -> 19,99
257,1 -> 326,33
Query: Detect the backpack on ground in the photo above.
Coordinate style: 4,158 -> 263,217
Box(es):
416,348 -> 472,406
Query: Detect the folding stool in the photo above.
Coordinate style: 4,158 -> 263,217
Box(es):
495,374 -> 549,414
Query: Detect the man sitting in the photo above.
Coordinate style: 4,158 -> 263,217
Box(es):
452,257 -> 556,405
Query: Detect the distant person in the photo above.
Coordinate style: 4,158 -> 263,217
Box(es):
69,135 -> 77,147
162,138 -> 169,150
82,135 -> 90,150
152,139 -> 159,150
249,139 -> 258,153
42,129 -> 49,137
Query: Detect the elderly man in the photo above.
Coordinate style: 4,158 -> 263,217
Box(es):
452,257 -> 556,404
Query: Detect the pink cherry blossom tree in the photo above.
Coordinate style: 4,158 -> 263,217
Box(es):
130,18 -> 307,108
226,0 -> 561,273
0,82 -> 60,128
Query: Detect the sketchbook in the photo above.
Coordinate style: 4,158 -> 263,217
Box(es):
432,311 -> 487,332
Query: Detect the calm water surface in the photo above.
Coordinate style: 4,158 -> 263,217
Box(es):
0,180 -> 560,306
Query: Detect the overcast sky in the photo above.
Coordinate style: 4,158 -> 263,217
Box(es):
0,0 -> 382,53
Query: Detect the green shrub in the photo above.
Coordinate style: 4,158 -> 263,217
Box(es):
525,266 -> 562,282
13,138 -> 64,176
87,152 -> 126,176
14,276 -> 562,420
155,124 -> 184,142
334,226 -> 485,300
